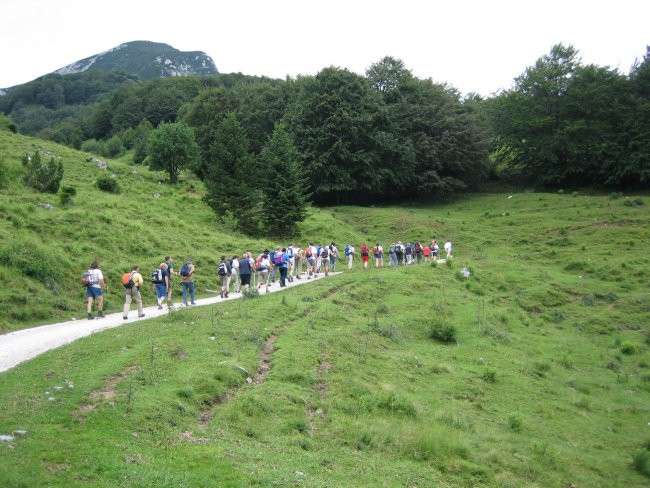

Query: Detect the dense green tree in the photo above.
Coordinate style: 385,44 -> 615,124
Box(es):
132,120 -> 154,164
259,123 -> 310,236
146,122 -> 199,184
285,68 -> 385,204
203,113 -> 262,234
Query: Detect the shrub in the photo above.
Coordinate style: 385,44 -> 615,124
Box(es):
0,236 -> 69,282
632,449 -> 650,478
482,368 -> 497,383
508,413 -> 523,432
22,150 -> 63,194
242,287 -> 260,300
96,174 -> 121,194
59,186 -> 76,206
429,319 -> 456,343
620,342 -> 637,355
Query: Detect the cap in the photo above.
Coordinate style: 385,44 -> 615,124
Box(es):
186,258 -> 192,262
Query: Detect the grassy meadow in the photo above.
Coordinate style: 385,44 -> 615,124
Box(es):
1,129 -> 650,486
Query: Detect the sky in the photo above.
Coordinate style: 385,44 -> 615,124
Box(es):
2,0 -> 648,96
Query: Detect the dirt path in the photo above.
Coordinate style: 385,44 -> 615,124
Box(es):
0,272 -> 340,373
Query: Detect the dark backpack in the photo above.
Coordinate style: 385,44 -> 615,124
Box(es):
217,262 -> 228,276
274,254 -> 285,266
151,269 -> 163,284
180,263 -> 190,277
82,270 -> 92,288
320,248 -> 329,258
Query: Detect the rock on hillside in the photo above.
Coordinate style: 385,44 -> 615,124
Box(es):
54,40 -> 218,81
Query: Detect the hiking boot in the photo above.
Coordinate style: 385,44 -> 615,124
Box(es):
87,313 -> 94,320
190,302 -> 196,305
122,316 -> 128,320
158,304 -> 163,310
98,311 -> 105,318
138,313 -> 146,318
225,292 -> 229,298
183,302 -> 188,307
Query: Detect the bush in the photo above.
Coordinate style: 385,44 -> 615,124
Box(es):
620,342 -> 637,355
482,368 -> 497,383
632,449 -> 650,478
81,139 -> 106,156
242,287 -> 260,300
59,186 -> 76,206
429,319 -> 456,343
0,236 -> 69,282
96,174 -> 121,194
22,150 -> 63,194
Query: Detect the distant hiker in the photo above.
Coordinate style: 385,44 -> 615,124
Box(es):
320,245 -> 331,276
217,255 -> 231,298
395,241 -> 405,265
306,242 -> 318,278
405,242 -> 414,265
286,244 -> 296,283
415,241 -> 424,264
360,243 -> 370,269
122,265 -> 145,319
388,243 -> 398,268
180,258 -> 196,306
345,244 -> 355,270
239,252 -> 254,288
84,259 -> 108,320
165,256 -> 176,302
431,240 -> 439,260
257,251 -> 271,293
444,240 -> 453,259
276,247 -> 290,287
153,262 -> 170,309
230,255 -> 240,294
423,243 -> 431,263
373,243 -> 384,268
329,242 -> 339,272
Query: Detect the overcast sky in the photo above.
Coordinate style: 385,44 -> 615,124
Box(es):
2,0 -> 648,96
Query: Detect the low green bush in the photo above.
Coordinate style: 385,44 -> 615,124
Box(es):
96,174 -> 121,193
429,319 -> 456,343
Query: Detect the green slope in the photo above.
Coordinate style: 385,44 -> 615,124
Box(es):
1,131 -> 650,486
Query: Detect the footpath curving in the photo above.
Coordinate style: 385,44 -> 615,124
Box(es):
0,272 -> 340,373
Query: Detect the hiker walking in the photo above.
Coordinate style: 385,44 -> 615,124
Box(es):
165,256 -> 176,302
239,252 -> 254,289
256,251 -> 271,293
345,244 -> 355,270
306,242 -> 318,278
431,240 -> 439,260
360,243 -> 370,269
388,243 -> 398,268
217,255 -> 231,298
329,242 -> 339,272
373,243 -> 384,268
84,259 -> 108,320
153,262 -> 170,309
122,265 -> 145,319
277,248 -> 290,287
395,241 -> 405,265
405,242 -> 414,265
320,245 -> 331,276
415,241 -> 424,264
444,240 -> 453,259
180,258 -> 196,306
230,255 -> 240,294
423,242 -> 431,263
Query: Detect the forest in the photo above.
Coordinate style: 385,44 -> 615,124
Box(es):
1,44 -> 648,211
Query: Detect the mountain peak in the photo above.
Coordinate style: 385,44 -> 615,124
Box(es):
53,41 -> 218,80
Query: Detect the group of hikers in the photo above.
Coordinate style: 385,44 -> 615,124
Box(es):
82,239 -> 453,320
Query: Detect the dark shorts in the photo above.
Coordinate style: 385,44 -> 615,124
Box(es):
155,284 -> 167,298
86,287 -> 102,298
241,274 -> 251,286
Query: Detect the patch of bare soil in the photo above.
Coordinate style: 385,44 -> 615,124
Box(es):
592,222 -> 623,227
72,366 -> 138,420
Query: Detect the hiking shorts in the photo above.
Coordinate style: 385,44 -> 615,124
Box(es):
86,286 -> 102,298
240,274 -> 251,286
362,254 -> 369,263
308,257 -> 317,267
375,253 -> 383,259
155,284 -> 167,298
322,258 -> 330,267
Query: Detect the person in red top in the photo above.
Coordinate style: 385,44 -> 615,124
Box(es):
359,244 -> 370,269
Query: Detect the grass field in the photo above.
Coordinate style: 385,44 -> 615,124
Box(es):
1,130 -> 649,486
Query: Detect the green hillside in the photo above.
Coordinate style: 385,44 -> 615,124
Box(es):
1,131 -> 650,486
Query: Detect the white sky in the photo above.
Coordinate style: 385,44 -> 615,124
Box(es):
2,0 -> 648,96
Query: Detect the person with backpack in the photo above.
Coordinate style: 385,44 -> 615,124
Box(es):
122,264 -> 145,320
415,241 -> 424,264
217,255 -> 231,298
256,251 -> 271,293
306,242 -> 318,278
329,242 -> 339,272
345,244 -> 355,270
179,258 -> 196,306
238,252 -> 254,289
84,260 -> 108,320
320,245 -> 331,276
431,240 -> 439,260
373,243 -> 384,268
359,243 -> 370,269
165,256 -> 177,302
294,246 -> 304,279
152,262 -> 170,310
276,247 -> 290,287
388,243 -> 398,268
395,241 -> 405,265
405,242 -> 414,265
423,242 -> 431,263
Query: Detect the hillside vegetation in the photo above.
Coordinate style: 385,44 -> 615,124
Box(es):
1,132 -> 649,486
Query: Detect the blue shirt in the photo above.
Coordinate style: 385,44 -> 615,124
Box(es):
239,258 -> 252,275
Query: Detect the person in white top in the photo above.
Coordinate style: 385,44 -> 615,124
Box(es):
347,244 -> 355,270
444,240 -> 453,259
230,255 -> 240,293
85,259 -> 108,320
